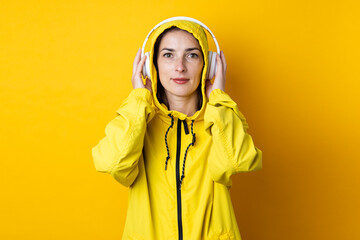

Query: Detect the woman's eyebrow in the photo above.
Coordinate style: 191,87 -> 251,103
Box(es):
185,48 -> 201,52
160,47 -> 201,52
160,48 -> 174,52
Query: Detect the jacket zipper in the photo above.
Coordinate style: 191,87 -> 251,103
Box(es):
176,119 -> 183,240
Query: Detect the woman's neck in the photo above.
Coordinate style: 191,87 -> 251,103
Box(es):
166,93 -> 199,116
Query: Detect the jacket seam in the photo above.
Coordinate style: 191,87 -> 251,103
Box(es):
215,119 -> 238,171
109,94 -> 149,173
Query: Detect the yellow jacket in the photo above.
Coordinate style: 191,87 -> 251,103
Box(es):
92,20 -> 262,240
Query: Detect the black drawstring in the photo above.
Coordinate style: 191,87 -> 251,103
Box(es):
180,120 -> 196,188
164,115 -> 196,188
165,114 -> 174,170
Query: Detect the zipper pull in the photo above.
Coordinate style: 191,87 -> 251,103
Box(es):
183,120 -> 189,135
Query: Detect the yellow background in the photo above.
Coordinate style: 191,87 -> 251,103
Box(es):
1,0 -> 359,239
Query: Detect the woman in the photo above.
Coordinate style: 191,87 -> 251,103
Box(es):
92,18 -> 262,240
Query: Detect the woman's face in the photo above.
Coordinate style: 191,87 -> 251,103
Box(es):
157,29 -> 204,101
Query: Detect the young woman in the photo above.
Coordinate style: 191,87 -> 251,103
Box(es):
92,17 -> 262,240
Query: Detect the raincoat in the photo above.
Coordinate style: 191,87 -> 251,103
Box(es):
92,19 -> 262,240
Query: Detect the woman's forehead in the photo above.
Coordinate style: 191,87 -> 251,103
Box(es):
159,30 -> 200,48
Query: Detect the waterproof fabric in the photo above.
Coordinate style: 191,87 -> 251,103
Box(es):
92,20 -> 262,240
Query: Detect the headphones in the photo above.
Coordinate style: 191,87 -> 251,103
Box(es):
141,16 -> 220,80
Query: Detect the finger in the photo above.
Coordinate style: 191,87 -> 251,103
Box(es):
205,78 -> 211,86
205,79 -> 212,98
145,78 -> 152,92
220,51 -> 227,72
132,48 -> 141,75
132,49 -> 141,75
135,54 -> 147,77
215,53 -> 223,78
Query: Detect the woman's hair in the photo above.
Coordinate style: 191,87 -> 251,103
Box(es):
153,26 -> 204,110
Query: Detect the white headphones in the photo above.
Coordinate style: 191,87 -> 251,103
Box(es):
141,16 -> 220,80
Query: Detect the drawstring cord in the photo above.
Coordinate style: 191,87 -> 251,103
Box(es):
180,120 -> 196,188
164,115 -> 196,188
164,114 -> 174,170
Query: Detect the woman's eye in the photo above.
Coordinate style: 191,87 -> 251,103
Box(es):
188,53 -> 199,58
163,53 -> 172,58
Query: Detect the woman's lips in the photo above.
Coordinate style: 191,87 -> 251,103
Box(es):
172,78 -> 189,84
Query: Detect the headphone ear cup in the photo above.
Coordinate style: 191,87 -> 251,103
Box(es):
142,52 -> 151,80
206,51 -> 217,80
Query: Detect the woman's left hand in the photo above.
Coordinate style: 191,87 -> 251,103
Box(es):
205,51 -> 227,99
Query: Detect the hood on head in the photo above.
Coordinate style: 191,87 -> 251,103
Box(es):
148,20 -> 209,120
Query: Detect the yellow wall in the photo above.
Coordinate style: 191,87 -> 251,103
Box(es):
1,0 -> 359,239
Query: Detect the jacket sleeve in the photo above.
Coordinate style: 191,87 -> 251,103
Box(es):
204,89 -> 262,186
92,88 -> 155,187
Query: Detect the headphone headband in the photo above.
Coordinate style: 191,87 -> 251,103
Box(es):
141,16 -> 220,57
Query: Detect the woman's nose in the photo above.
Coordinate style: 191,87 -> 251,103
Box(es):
175,58 -> 186,72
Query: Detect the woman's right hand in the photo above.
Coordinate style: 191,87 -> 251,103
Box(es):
131,48 -> 152,93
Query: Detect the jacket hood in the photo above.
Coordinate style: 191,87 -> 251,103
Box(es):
149,20 -> 209,121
